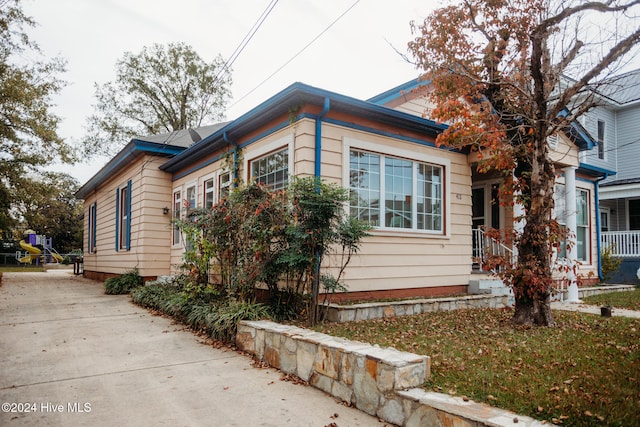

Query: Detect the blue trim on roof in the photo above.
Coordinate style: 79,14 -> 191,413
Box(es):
578,162 -> 616,178
130,139 -> 186,155
75,139 -> 187,199
161,82 -> 448,174
169,111 -> 460,182
367,78 -> 430,105
557,109 -> 596,151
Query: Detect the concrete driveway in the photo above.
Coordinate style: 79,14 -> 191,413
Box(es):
0,270 -> 384,427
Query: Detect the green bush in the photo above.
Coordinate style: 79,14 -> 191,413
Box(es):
601,244 -> 622,281
131,280 -> 270,343
104,268 -> 143,295
209,300 -> 270,342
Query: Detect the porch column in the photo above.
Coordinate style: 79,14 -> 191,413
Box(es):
564,166 -> 580,302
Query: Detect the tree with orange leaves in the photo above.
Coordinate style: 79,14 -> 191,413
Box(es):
409,0 -> 640,326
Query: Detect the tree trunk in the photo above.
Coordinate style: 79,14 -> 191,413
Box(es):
511,136 -> 557,326
513,291 -> 555,326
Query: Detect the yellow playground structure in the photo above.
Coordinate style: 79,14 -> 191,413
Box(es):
18,230 -> 64,264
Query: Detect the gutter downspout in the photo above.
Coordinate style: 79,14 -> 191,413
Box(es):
315,98 -> 330,178
223,131 -> 239,187
313,97 -> 330,323
595,173 -> 609,281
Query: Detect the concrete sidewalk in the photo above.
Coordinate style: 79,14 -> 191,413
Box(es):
0,271 -> 385,427
551,300 -> 640,318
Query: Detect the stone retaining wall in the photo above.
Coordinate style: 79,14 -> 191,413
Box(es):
323,285 -> 636,323
576,284 -> 635,299
236,320 -> 545,427
324,294 -> 509,323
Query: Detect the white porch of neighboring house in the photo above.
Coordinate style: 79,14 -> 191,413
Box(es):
599,179 -> 640,283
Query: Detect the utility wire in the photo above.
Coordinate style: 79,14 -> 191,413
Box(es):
213,0 -> 280,86
229,0 -> 362,109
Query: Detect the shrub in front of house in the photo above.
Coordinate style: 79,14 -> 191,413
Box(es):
104,268 -> 143,295
131,275 -> 269,343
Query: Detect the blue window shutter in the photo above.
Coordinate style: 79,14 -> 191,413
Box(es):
126,180 -> 132,250
91,202 -> 97,251
115,188 -> 120,251
93,202 -> 98,251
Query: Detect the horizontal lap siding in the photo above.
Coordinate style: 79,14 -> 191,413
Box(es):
163,117 -> 473,293
318,122 -> 472,293
82,156 -> 172,277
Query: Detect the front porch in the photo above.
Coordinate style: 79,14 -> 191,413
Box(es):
601,230 -> 640,258
600,231 -> 640,284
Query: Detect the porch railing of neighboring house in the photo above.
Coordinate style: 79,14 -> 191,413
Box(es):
601,231 -> 640,257
472,227 -> 515,274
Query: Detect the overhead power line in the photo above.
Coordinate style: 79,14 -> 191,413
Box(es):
213,0 -> 280,86
229,0 -> 362,109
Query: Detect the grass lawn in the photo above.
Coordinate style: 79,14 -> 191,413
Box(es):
582,287 -> 640,311
318,307 -> 640,426
0,266 -> 45,272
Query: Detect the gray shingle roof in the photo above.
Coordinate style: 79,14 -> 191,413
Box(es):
597,69 -> 640,105
134,122 -> 231,148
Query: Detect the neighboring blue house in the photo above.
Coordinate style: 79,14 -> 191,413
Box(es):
579,69 -> 640,282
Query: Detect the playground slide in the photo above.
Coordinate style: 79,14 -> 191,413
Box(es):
18,240 -> 63,263
50,250 -> 63,263
19,240 -> 41,264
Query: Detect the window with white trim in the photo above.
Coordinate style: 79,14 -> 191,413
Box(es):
250,148 -> 288,191
597,119 -> 605,160
204,178 -> 215,209
186,184 -> 196,210
172,190 -> 181,246
554,184 -> 589,262
116,181 -> 131,251
576,189 -> 589,261
219,171 -> 231,199
349,149 -> 443,232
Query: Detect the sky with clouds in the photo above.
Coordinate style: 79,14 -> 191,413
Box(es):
21,0 -> 438,184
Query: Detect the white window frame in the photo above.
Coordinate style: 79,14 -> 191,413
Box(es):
554,183 -> 590,263
202,174 -> 216,209
172,189 -> 182,247
343,137 -> 450,237
600,207 -> 610,232
597,119 -> 606,160
185,181 -> 197,210
244,134 -> 294,190
218,170 -> 232,200
576,188 -> 589,263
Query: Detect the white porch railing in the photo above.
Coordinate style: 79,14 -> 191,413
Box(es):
601,231 -> 640,257
472,228 -> 515,273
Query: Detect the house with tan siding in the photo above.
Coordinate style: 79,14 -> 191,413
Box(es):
76,80 -> 605,300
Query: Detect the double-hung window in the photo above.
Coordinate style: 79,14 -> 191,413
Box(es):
219,171 -> 231,199
554,184 -> 589,262
186,185 -> 196,210
349,149 -> 443,232
172,190 -> 181,246
597,119 -> 605,160
204,178 -> 215,209
116,180 -> 132,251
250,148 -> 289,191
88,202 -> 97,253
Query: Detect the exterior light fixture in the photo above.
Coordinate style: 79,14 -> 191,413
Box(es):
163,207 -> 170,215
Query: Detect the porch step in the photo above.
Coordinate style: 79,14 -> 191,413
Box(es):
469,278 -> 514,306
